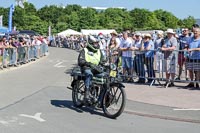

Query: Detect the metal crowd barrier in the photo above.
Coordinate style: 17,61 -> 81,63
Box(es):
0,48 -> 3,69
0,44 -> 48,70
118,49 -> 200,88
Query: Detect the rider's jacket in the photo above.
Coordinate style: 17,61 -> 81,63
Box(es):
78,44 -> 104,71
84,48 -> 101,65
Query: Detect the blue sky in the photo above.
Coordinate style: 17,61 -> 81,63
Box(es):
1,0 -> 199,19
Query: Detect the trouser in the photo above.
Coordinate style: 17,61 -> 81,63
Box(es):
135,54 -> 145,81
10,48 -> 17,65
84,69 -> 93,91
145,57 -> 155,81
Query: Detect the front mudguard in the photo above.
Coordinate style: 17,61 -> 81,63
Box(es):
110,82 -> 125,88
71,79 -> 77,88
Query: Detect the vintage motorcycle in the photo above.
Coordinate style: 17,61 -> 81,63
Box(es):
69,63 -> 126,119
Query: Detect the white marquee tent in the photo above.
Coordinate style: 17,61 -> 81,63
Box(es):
81,29 -> 116,35
57,29 -> 82,36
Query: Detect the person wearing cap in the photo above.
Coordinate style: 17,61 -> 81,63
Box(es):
176,28 -> 191,81
132,32 -> 145,83
110,31 -> 121,46
143,33 -> 155,83
155,31 -> 164,73
161,28 -> 178,87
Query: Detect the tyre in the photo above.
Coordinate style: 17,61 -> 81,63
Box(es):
72,80 -> 85,107
102,85 -> 126,119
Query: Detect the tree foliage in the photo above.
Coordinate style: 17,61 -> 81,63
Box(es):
0,2 -> 197,35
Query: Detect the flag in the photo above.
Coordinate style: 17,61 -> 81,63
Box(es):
8,4 -> 15,32
18,0 -> 24,8
0,15 -> 3,27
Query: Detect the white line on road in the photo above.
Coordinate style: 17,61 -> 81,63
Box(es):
54,62 -> 66,68
0,120 -> 9,125
173,108 -> 200,111
0,117 -> 18,126
20,113 -> 46,122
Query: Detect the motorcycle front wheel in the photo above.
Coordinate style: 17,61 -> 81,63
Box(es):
72,80 -> 85,107
102,85 -> 126,119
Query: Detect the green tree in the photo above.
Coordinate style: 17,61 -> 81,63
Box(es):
181,16 -> 196,28
78,8 -> 98,29
63,4 -> 82,14
66,12 -> 80,31
129,8 -> 163,30
38,5 -> 64,26
0,3 -> 197,34
55,22 -> 67,33
0,7 -> 9,26
103,8 -> 126,31
154,9 -> 179,29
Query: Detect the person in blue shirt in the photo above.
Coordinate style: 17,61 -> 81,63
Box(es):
185,27 -> 200,88
143,33 -> 155,83
176,28 -> 191,80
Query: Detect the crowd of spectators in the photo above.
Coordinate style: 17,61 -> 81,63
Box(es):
14,24 -> 199,89
0,34 -> 49,69
51,24 -> 200,89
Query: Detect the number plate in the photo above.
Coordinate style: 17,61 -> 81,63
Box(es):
110,70 -> 117,77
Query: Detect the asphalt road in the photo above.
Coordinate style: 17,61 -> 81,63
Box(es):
0,47 -> 200,133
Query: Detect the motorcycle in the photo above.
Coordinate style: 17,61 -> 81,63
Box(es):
69,62 -> 126,119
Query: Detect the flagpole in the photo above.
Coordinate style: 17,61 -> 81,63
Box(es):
8,4 -> 14,33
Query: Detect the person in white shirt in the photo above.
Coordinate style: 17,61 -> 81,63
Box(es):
119,32 -> 133,82
32,36 -> 41,59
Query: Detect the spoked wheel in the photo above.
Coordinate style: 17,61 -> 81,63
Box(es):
102,85 -> 126,119
72,80 -> 85,107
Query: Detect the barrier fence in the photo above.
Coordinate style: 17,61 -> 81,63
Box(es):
0,43 -> 48,69
116,49 -> 200,88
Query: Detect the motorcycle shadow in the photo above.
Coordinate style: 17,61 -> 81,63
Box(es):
50,100 -> 106,118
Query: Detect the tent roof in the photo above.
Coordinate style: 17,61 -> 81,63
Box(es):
57,29 -> 82,36
81,29 -> 116,35
0,26 -> 8,33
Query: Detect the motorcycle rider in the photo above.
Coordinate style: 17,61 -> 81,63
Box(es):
78,35 -> 105,103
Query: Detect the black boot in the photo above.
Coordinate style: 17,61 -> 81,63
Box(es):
84,89 -> 90,104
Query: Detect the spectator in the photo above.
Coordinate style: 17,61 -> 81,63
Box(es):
161,29 -> 177,87
119,32 -> 133,82
0,38 -> 5,67
110,31 -> 121,46
155,31 -> 164,72
108,37 -> 119,64
176,28 -> 191,80
98,33 -> 107,58
10,37 -> 18,66
143,33 -> 155,83
32,36 -> 41,59
2,36 -> 9,68
132,32 -> 145,83
185,27 -> 200,88
190,24 -> 199,37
